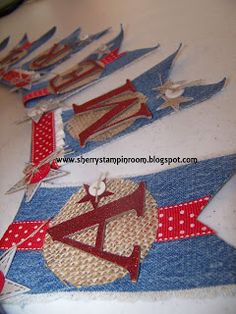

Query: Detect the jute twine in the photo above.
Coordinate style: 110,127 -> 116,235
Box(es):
43,179 -> 157,287
67,91 -> 149,145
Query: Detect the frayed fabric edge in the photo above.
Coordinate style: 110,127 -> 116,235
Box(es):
4,284 -> 236,306
54,108 -> 65,152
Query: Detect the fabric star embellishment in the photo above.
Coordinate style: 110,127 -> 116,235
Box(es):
0,247 -> 30,301
6,150 -> 69,202
78,178 -> 114,208
157,95 -> 193,112
8,69 -> 42,93
155,79 -> 202,112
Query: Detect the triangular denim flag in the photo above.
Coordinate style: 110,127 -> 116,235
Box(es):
0,27 -> 56,91
22,26 -> 159,109
22,27 -> 109,74
6,46 -> 226,202
0,154 -> 235,300
59,45 -> 225,157
0,27 -> 110,90
0,36 -> 10,52
0,27 -> 56,71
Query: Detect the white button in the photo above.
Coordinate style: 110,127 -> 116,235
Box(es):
89,181 -> 106,196
165,84 -> 184,99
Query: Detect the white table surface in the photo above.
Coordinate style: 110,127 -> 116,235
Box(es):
0,0 -> 236,313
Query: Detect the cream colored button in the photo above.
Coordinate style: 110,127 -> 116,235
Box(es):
165,85 -> 184,99
89,181 -> 106,196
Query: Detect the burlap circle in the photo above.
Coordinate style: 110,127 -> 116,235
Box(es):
29,44 -> 72,70
49,60 -> 104,95
43,179 -> 157,287
66,91 -> 148,145
1,48 -> 28,67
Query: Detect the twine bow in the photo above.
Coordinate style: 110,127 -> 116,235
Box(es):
153,75 -> 203,98
96,44 -> 111,57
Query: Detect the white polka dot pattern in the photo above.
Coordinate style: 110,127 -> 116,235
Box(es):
0,221 -> 49,250
31,112 -> 55,165
157,196 -> 214,242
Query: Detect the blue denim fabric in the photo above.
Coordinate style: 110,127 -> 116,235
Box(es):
24,26 -> 158,108
26,27 -> 56,55
87,23 -> 159,76
2,154 -> 236,294
22,27 -> 110,74
1,27 -> 56,70
132,154 -> 236,207
88,25 -> 124,61
101,45 -> 159,77
80,236 -> 236,292
0,36 -> 9,52
16,33 -> 28,47
62,46 -> 225,158
0,27 -> 56,90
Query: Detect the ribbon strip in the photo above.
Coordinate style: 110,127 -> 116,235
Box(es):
0,196 -> 214,251
31,112 -> 55,165
20,42 -> 32,50
0,221 -> 49,251
22,48 -> 126,104
99,48 -> 126,65
26,111 -> 58,184
23,87 -> 50,104
156,196 -> 214,242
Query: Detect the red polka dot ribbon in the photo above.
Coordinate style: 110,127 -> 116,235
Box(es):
27,112 -> 57,184
19,41 -> 32,50
156,196 -> 214,242
0,197 -> 215,251
23,87 -> 50,104
0,271 -> 5,293
31,112 -> 55,165
99,48 -> 126,65
0,221 -> 49,251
